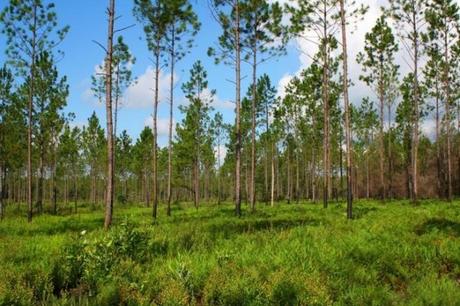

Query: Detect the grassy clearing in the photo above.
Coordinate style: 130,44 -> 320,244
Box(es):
0,200 -> 460,305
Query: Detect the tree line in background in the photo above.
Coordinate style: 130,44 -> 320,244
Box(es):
1,0 -> 460,227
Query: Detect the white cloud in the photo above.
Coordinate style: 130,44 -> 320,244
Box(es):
123,66 -> 177,109
275,0 -> 384,103
214,144 -> 228,166
144,116 -> 176,138
421,119 -> 436,140
179,87 -> 234,110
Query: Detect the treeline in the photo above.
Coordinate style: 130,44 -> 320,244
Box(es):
1,0 -> 460,226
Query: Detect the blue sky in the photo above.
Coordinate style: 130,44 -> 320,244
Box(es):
0,0 -> 300,146
2,0 -> 448,146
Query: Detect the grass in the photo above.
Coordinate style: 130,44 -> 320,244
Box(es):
0,200 -> 460,305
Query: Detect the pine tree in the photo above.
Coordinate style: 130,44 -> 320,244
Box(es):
0,0 -> 69,222
388,0 -> 427,203
175,61 -> 214,209
424,0 -> 460,201
31,52 -> 68,215
209,0 -> 243,216
357,15 -> 399,201
165,0 -> 200,216
134,0 -> 171,220
239,0 -> 286,212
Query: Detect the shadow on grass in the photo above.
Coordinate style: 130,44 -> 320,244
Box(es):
415,218 -> 460,237
352,206 -> 378,219
206,216 -> 321,238
0,217 -> 104,237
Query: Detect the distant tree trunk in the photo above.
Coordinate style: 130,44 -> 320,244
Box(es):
378,72 -> 386,200
387,103 -> 393,199
234,0 -> 242,217
37,152 -> 44,214
167,24 -> 175,217
217,138 -> 222,205
250,44 -> 257,212
340,0 -> 353,219
26,4 -> 38,223
52,153 -> 57,215
74,176 -> 78,214
411,9 -> 420,203
443,31 -> 452,202
435,86 -> 442,198
0,164 -> 3,220
104,0 -> 115,230
194,158 -> 199,208
113,63 -> 120,203
312,149 -> 317,203
64,176 -> 68,208
270,141 -> 275,207
287,146 -> 291,204
145,173 -> 150,207
152,42 -> 160,220
366,149 -> 370,199
322,3 -> 330,209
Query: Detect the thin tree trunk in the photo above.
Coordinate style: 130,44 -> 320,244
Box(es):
74,176 -> 78,214
270,141 -> 275,207
194,159 -> 199,208
443,29 -> 452,201
37,152 -> 44,214
152,41 -> 160,220
322,2 -> 330,209
250,46 -> 257,212
234,0 -> 242,216
378,71 -> 386,200
387,103 -> 393,199
340,0 -> 353,219
52,151 -> 57,215
411,9 -> 419,203
167,26 -> 175,217
0,164 -> 3,220
26,3 -> 38,223
104,0 -> 115,230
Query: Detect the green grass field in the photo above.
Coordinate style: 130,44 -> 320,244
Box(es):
1,200 -> 460,305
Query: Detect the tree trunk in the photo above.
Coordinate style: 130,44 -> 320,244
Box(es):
152,41 -> 160,220
37,152 -> 44,214
74,176 -> 78,214
167,24 -> 175,217
250,44 -> 257,212
443,30 -> 452,202
0,164 -> 3,220
378,70 -> 386,200
104,0 -> 115,230
194,159 -> 199,208
270,141 -> 275,207
234,0 -> 242,216
387,103 -> 394,199
52,153 -> 57,215
340,0 -> 353,219
322,2 -> 330,209
411,10 -> 419,203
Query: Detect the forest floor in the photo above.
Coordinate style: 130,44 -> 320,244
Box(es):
1,200 -> 460,305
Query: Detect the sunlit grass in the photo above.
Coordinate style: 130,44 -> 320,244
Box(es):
1,200 -> 459,305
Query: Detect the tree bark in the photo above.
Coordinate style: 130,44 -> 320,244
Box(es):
234,0 -> 242,216
322,1 -> 330,209
104,0 -> 115,230
443,28 -> 452,201
411,9 -> 419,203
152,40 -> 160,220
250,45 -> 257,212
378,67 -> 386,200
340,0 -> 353,219
167,25 -> 175,217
